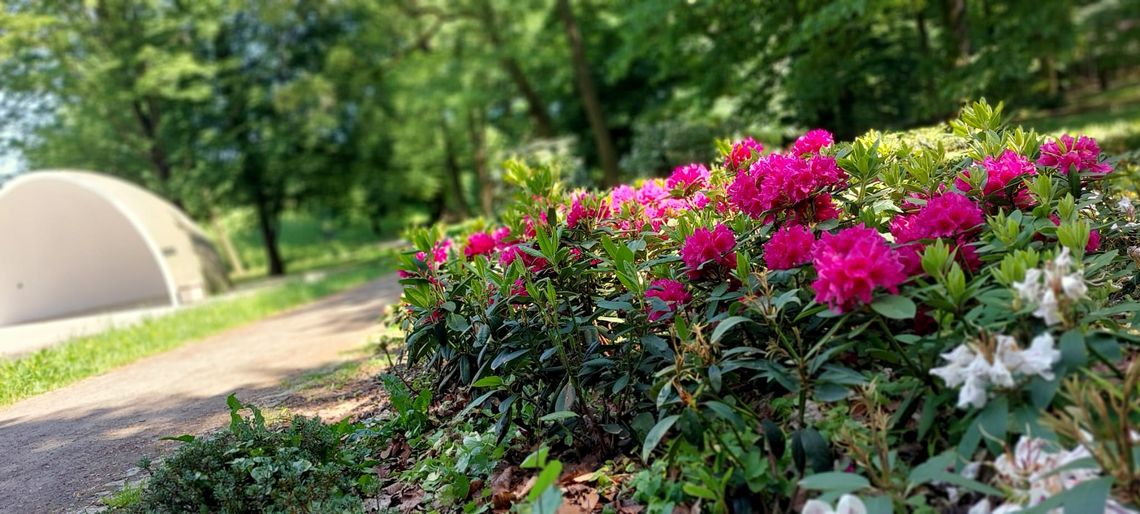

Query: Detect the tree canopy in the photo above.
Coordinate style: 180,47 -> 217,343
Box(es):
1,0 -> 1136,274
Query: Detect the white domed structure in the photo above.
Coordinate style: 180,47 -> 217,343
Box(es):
0,170 -> 228,326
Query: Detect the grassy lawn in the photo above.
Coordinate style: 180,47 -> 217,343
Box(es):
215,210 -> 413,281
0,259 -> 392,407
1017,80 -> 1140,153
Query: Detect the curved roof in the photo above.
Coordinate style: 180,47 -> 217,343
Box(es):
0,170 -> 227,325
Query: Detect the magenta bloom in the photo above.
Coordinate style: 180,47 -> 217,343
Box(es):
763,224 -> 815,270
610,185 -> 637,209
667,163 -> 710,191
567,194 -> 610,229
637,179 -> 669,205
811,225 -> 907,313
890,192 -> 984,275
464,232 -> 495,258
790,129 -> 834,156
956,150 -> 1037,205
729,154 -> 846,220
430,239 -> 451,264
725,137 -> 764,170
645,279 -> 690,321
492,227 -> 512,248
681,224 -> 737,278
1038,134 -> 1112,175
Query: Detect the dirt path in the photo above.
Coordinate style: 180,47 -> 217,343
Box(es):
0,276 -> 402,513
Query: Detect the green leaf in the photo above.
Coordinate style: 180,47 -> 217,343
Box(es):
539,411 -> 579,422
471,376 -> 503,388
492,348 -> 529,369
708,365 -> 723,392
528,461 -> 563,502
704,401 -> 743,428
642,415 -> 680,462
682,483 -> 718,500
521,447 -> 550,469
871,295 -> 916,320
798,472 -> 870,493
711,316 -> 753,344
160,434 -> 196,443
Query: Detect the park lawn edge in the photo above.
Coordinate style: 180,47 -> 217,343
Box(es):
0,258 -> 393,407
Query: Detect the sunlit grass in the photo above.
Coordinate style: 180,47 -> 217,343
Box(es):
0,259 -> 391,407
1018,81 -> 1140,153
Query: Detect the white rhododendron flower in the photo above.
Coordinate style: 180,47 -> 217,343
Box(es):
930,333 -> 1060,409
1118,197 -> 1135,217
1013,248 -> 1087,326
801,494 -> 866,514
971,436 -> 1139,514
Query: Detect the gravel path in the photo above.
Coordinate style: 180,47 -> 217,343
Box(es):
0,276 -> 401,513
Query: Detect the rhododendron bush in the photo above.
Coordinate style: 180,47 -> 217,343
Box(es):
397,101 -> 1140,513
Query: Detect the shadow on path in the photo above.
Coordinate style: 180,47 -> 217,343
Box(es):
0,276 -> 401,513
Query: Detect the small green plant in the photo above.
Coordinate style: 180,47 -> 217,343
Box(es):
126,395 -> 376,513
102,484 -> 144,509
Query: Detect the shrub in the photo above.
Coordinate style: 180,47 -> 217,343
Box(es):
397,100 -> 1140,513
127,396 -> 375,513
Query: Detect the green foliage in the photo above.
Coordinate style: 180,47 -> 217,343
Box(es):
397,105 -> 1140,512
126,395 -> 376,513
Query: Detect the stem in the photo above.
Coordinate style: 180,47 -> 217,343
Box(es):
877,318 -> 936,388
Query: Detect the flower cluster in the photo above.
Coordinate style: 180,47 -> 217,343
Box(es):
891,192 -> 984,274
969,436 -> 1135,514
724,137 -> 763,170
1013,248 -> 1088,326
790,128 -> 834,156
728,149 -> 846,222
645,279 -> 690,321
763,224 -> 815,270
681,223 -> 737,278
811,225 -> 906,312
931,333 -> 1060,409
956,149 -> 1037,208
1038,134 -> 1112,175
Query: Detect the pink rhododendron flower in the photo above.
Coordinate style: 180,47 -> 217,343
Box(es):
511,278 -> 527,297
725,137 -> 764,169
956,150 -> 1037,204
728,154 -> 846,220
567,194 -> 610,229
1037,134 -> 1112,175
790,129 -> 834,156
522,213 -> 548,239
763,224 -> 815,270
637,179 -> 669,205
891,192 -> 984,275
464,232 -> 496,258
645,279 -> 690,321
681,223 -> 737,278
610,185 -> 637,209
492,227 -> 512,248
667,163 -> 710,191
811,225 -> 907,312
499,244 -> 549,272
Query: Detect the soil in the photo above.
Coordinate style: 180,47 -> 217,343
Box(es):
0,276 -> 401,514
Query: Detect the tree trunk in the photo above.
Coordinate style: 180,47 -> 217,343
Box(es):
245,152 -> 286,276
254,194 -> 286,276
440,119 -> 469,219
130,97 -> 182,208
468,109 -> 493,217
476,0 -> 556,139
943,0 -> 970,64
555,0 -> 620,186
